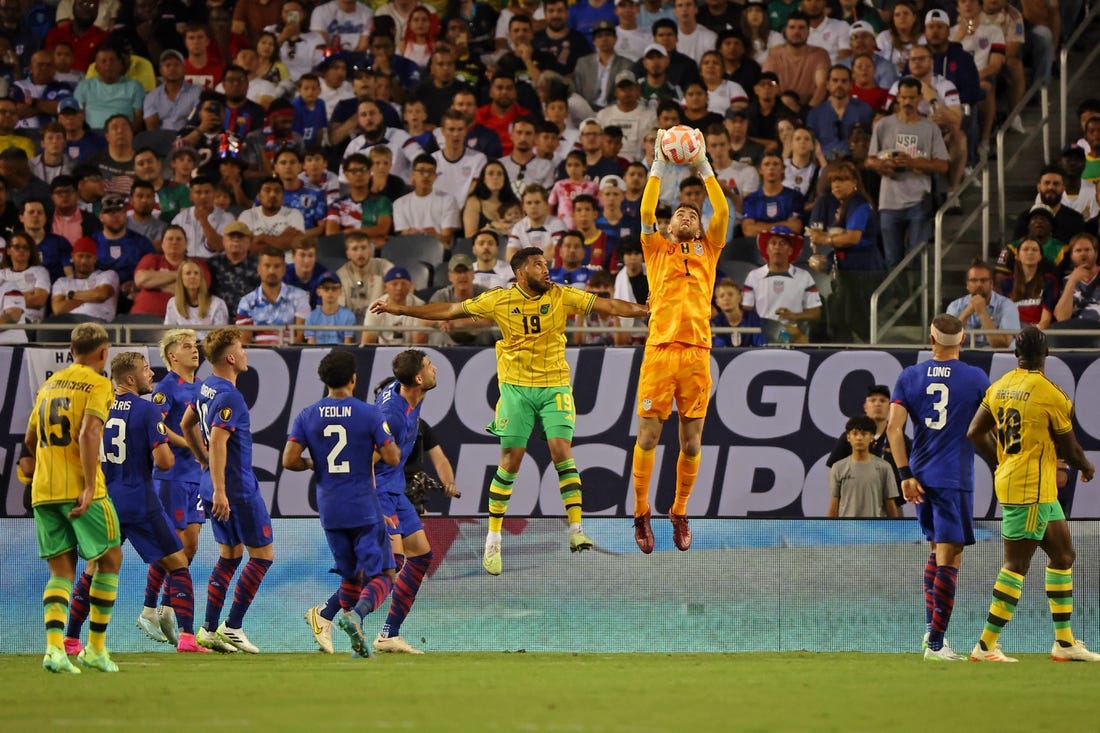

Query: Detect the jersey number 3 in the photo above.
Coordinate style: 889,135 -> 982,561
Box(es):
924,384 -> 949,430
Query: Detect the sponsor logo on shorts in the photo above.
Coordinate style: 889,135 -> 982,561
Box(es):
262,525 -> 272,538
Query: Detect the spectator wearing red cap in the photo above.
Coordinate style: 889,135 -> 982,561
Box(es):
742,225 -> 821,341
50,236 -> 119,321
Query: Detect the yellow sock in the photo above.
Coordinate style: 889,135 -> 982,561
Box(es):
555,459 -> 583,525
1046,567 -> 1075,647
487,467 -> 516,534
87,572 -> 119,653
671,450 -> 701,516
43,576 -> 72,650
631,445 -> 655,517
980,567 -> 1024,652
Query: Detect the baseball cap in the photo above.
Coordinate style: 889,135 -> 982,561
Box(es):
849,20 -> 876,36
159,49 -> 185,64
384,266 -> 412,283
100,194 -> 127,212
224,221 -> 252,237
1028,204 -> 1056,223
318,273 -> 341,286
592,20 -> 616,35
643,43 -> 668,58
757,71 -> 780,85
614,70 -> 637,86
72,237 -> 98,256
924,9 -> 950,25
579,116 -> 601,130
866,384 -> 891,400
725,107 -> 749,121
745,0 -> 767,7
58,97 -> 82,114
600,174 -> 626,191
448,254 -> 474,271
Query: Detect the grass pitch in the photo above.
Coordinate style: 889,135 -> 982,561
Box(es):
3,652 -> 1100,732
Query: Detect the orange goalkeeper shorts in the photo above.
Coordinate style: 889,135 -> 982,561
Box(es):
636,343 -> 712,420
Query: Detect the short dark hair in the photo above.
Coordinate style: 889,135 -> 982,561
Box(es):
189,175 -> 214,188
679,176 -> 704,191
1039,164 -> 1066,180
130,179 -> 154,194
510,246 -> 544,272
318,349 -> 357,390
259,246 -> 285,260
392,349 -> 427,387
260,175 -> 285,190
618,236 -> 642,256
572,194 -> 598,210
1015,325 -> 1048,365
344,152 -> 369,169
103,113 -> 132,130
412,152 -> 436,170
845,415 -> 877,434
652,18 -> 677,35
786,10 -> 810,25
897,75 -> 922,95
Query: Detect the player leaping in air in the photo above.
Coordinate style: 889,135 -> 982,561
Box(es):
370,247 -> 648,575
632,128 -> 728,554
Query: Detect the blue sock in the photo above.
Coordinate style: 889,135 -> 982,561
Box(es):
320,590 -> 341,621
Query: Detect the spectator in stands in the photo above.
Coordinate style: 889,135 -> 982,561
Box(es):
0,98 -> 35,159
131,148 -> 186,226
740,152 -> 805,255
337,231 -> 394,321
131,224 -> 210,317
507,183 -> 566,259
548,151 -> 600,231
87,115 -> 137,198
867,76 -> 949,270
643,19 -> 702,90
427,254 -> 494,346
475,73 -> 531,157
414,51 -> 467,128
848,53 -> 890,114
999,238 -> 1058,329
57,97 -> 105,162
463,160 -> 519,239
827,415 -> 899,518
324,152 -> 386,245
239,176 -> 306,252
51,236 -> 119,321
218,157 -> 253,213
826,384 -> 909,504
163,259 -> 230,333
301,147 -> 340,208
842,21 -> 898,89
432,109 -> 488,211
498,115 -> 555,198
127,180 -> 167,247
143,50 -> 202,132
572,194 -> 616,270
1054,146 -> 1097,221
233,0 -> 284,41
742,225 -> 821,341
233,48 -> 279,109
549,229 -> 602,286
923,10 -> 982,166
946,258 -> 1019,348
595,174 -> 638,252
594,73 -> 657,161
182,23 -> 224,92
725,107 -> 767,168
782,126 -> 825,214
470,229 -> 513,289
236,247 -> 311,345
808,159 -> 883,342
172,176 -> 234,259
74,45 -> 145,129
1053,233 -> 1100,323
636,43 -> 682,111
393,154 -> 460,247
361,265 -> 429,345
567,268 -> 617,344
44,0 -> 108,74
207,221 -> 259,318
341,98 -> 423,182
221,64 -> 267,139
31,124 -> 75,186
568,0 -> 617,43
741,0 -> 780,65
0,231 -> 50,326
980,0 -> 1027,133
801,0 -> 851,63
285,236 -> 334,308
92,193 -> 156,310
12,49 -> 74,131
20,199 -> 72,281
533,0 -> 592,76
1013,166 -> 1086,244
48,174 -> 99,250
808,65 -> 873,160
877,0 -> 922,75
572,21 -> 632,111
711,278 -> 766,347
244,100 -> 305,179
304,273 -> 357,345
175,95 -> 228,180
763,12 -> 829,107
0,149 -> 50,211
995,205 -> 1068,286
952,0 -> 1005,153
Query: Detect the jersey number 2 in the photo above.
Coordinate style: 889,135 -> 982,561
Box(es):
324,425 -> 350,474
924,384 -> 949,430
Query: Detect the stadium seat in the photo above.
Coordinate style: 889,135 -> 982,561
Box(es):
317,233 -> 347,274
384,235 -> 445,268
718,259 -> 757,288
1045,319 -> 1100,349
432,263 -> 451,288
451,237 -> 474,258
402,261 -> 431,290
134,129 -> 178,160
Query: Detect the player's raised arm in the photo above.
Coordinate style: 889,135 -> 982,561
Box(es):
691,134 -> 729,246
641,129 -> 668,230
369,298 -> 468,322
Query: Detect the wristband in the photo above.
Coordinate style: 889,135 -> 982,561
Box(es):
649,160 -> 670,180
898,466 -> 913,481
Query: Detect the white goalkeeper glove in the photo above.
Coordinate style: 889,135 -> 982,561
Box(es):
650,128 -> 669,179
691,129 -> 715,179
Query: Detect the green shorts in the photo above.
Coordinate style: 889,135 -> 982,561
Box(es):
34,498 -> 121,560
1001,501 -> 1065,541
488,384 -> 576,449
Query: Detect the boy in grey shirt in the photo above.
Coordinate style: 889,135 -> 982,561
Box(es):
829,415 -> 899,518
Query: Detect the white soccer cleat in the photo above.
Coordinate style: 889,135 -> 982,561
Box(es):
158,606 -> 180,645
136,609 -> 168,643
197,627 -> 237,653
1051,640 -> 1100,662
216,622 -> 260,654
373,633 -> 425,655
304,605 -> 334,654
970,642 -> 1018,662
921,631 -> 929,651
923,641 -> 965,661
483,539 -> 502,576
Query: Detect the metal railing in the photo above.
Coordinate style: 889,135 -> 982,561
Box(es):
934,162 -> 992,314
1061,3 -> 1100,148
996,78 -> 1051,245
869,239 -> 930,344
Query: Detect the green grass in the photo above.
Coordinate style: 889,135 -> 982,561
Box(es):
3,652 -> 1100,732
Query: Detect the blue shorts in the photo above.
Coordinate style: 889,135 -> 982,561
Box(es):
122,509 -> 184,564
157,479 -> 206,529
378,492 -> 423,538
325,524 -> 396,580
211,493 -> 273,549
917,487 -> 975,546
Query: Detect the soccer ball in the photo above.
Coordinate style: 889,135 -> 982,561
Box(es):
660,125 -> 703,165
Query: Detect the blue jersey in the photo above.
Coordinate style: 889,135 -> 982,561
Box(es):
374,380 -> 421,496
292,97 -> 328,147
91,230 -> 156,285
194,375 -> 259,503
152,371 -> 202,484
892,358 -> 989,490
283,185 -> 329,230
102,394 -> 169,522
288,396 -> 394,529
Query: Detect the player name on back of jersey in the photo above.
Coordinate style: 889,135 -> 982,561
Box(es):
318,405 -> 352,417
111,398 -> 135,410
926,365 -> 952,377
200,383 -> 218,399
995,388 -> 1032,402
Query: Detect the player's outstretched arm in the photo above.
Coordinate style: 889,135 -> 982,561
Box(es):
369,298 -> 468,322
966,405 -> 999,465
641,129 -> 668,229
281,440 -> 314,471
886,402 -> 924,504
593,296 -> 649,320
1053,429 -> 1096,482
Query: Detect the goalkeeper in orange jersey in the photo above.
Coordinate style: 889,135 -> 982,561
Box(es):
632,128 -> 729,554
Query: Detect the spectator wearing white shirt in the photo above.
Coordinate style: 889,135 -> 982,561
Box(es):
803,0 -> 851,63
0,231 -> 51,330
311,0 -> 374,52
50,236 -> 119,321
171,176 -> 235,258
341,98 -> 423,182
499,116 -> 555,199
742,226 -> 822,332
614,0 -> 651,61
673,0 -> 718,63
595,72 -> 658,161
470,230 -> 514,289
507,183 -> 566,259
268,1 -> 329,81
317,56 -> 356,116
392,154 -> 461,247
433,109 -> 489,210
360,264 -> 429,345
238,176 -> 307,253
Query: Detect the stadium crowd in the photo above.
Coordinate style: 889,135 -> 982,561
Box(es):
0,0 -> 1096,346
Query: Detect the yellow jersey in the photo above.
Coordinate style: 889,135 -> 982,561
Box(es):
27,363 -> 113,507
982,368 -> 1074,505
462,284 -> 596,388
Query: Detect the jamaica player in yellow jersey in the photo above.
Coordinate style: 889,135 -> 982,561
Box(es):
632,129 -> 729,555
966,326 -> 1099,662
370,247 -> 648,575
22,323 -> 124,674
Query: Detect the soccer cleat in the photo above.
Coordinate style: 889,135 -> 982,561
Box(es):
42,646 -> 81,674
136,609 -> 168,643
216,622 -> 259,654
923,641 -> 965,661
176,633 -> 211,653
669,512 -> 692,551
569,528 -> 594,553
197,626 -> 237,653
304,605 -> 334,654
63,636 -> 84,656
633,510 -> 654,554
483,539 -> 502,576
970,642 -> 1018,662
158,606 -> 180,645
921,632 -> 929,651
77,646 -> 119,672
373,633 -> 425,655
336,612 -> 371,658
1051,640 -> 1100,662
